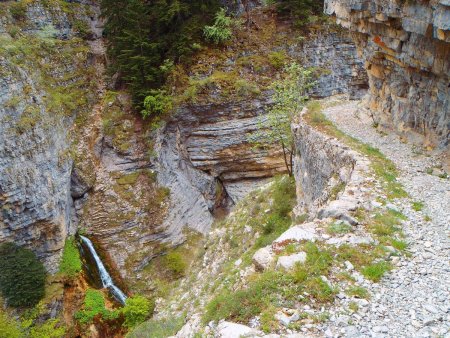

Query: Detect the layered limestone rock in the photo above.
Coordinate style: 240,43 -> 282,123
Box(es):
0,0 -> 95,272
325,0 -> 450,148
292,108 -> 371,217
155,98 -> 286,238
302,31 -> 368,99
155,28 -> 367,238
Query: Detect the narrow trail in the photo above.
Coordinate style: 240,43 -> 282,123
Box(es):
323,101 -> 450,337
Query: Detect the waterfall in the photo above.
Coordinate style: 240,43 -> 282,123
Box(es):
79,235 -> 127,305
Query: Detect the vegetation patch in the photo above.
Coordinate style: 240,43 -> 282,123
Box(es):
75,289 -> 119,324
122,295 -> 155,328
0,243 -> 46,307
128,315 -> 186,338
412,201 -> 424,211
59,237 -> 82,278
345,286 -> 370,299
326,221 -> 352,235
361,261 -> 392,282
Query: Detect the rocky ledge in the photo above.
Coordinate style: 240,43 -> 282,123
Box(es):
325,0 -> 450,149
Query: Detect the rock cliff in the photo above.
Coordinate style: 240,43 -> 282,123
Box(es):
0,0 -> 95,272
154,21 -> 367,239
325,0 -> 450,149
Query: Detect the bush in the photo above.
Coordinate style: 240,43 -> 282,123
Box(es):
268,51 -> 286,70
203,8 -> 233,44
10,1 -> 27,20
163,252 -> 187,277
141,90 -> 172,118
29,319 -> 65,338
75,289 -> 118,324
0,243 -> 46,307
274,0 -> 324,27
271,176 -> 296,218
0,311 -> 21,338
122,296 -> 154,328
59,237 -> 82,278
204,271 -> 297,324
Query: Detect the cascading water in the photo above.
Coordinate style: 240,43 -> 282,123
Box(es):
79,235 -> 127,305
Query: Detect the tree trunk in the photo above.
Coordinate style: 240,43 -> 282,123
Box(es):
281,144 -> 292,176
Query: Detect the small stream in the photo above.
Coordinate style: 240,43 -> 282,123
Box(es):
79,235 -> 127,305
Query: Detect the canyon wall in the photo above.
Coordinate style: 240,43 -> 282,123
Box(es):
0,1 -> 367,277
154,29 -> 367,239
325,0 -> 450,149
0,0 -> 95,272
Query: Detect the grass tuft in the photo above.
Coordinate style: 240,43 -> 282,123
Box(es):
361,261 -> 391,282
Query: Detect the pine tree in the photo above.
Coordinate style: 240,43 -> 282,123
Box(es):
0,243 -> 46,307
100,0 -> 221,108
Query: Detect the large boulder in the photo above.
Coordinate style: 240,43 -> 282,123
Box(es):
276,252 -> 307,271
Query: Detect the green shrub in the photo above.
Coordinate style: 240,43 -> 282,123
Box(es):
0,243 -> 46,307
326,221 -> 352,235
274,0 -> 324,27
268,51 -> 287,70
10,1 -> 27,20
235,79 -> 260,97
0,311 -> 21,338
304,277 -> 336,303
29,319 -> 65,338
73,19 -> 91,39
203,8 -> 233,44
163,252 -> 187,277
122,296 -> 154,328
141,90 -> 173,118
411,201 -> 424,211
75,289 -> 118,324
204,271 -> 296,323
59,237 -> 82,278
271,176 -> 296,218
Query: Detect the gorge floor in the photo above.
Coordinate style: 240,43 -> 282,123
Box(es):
321,101 -> 450,338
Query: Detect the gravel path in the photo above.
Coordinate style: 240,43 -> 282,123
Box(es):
322,101 -> 450,338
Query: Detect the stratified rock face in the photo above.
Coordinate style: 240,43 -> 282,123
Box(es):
302,31 -> 368,99
155,28 -> 368,238
325,0 -> 450,148
0,1 -> 95,272
155,98 -> 286,237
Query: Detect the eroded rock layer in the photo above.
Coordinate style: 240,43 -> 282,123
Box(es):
325,0 -> 450,148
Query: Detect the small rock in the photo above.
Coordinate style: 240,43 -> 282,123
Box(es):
372,325 -> 388,333
215,321 -> 262,338
234,258 -> 242,267
345,260 -> 354,271
423,304 -> 438,314
275,310 -> 300,327
252,247 -> 274,271
386,203 -> 399,212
